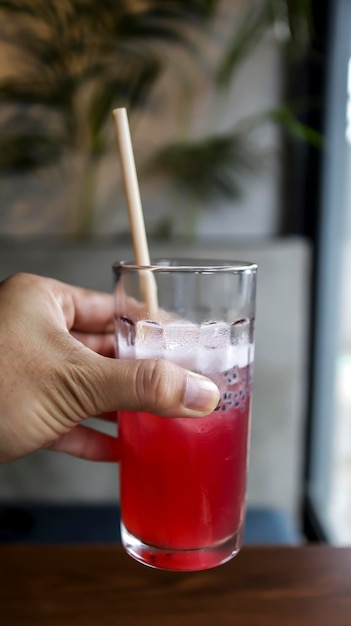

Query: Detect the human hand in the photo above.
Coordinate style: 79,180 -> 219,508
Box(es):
0,273 -> 219,463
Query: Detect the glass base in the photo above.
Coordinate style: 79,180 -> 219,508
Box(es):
121,522 -> 243,572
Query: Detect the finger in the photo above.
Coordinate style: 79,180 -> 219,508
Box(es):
47,425 -> 120,462
3,275 -> 116,334
71,331 -> 116,357
52,282 -> 115,333
69,354 -> 220,419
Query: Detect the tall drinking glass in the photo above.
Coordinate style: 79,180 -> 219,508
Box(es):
113,259 -> 257,571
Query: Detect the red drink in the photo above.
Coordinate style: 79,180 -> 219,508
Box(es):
119,363 -> 252,571
113,258 -> 257,571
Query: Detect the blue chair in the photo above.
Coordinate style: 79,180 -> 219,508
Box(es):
0,503 -> 301,544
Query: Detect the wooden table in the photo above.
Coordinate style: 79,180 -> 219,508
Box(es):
1,545 -> 351,625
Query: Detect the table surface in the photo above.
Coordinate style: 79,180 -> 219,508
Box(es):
1,545 -> 351,625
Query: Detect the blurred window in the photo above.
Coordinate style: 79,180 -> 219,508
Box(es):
308,0 -> 351,544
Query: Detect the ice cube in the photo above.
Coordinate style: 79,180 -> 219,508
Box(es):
134,320 -> 164,359
163,321 -> 199,368
199,321 -> 230,349
230,318 -> 250,345
198,322 -> 232,374
116,315 -> 135,344
163,321 -> 199,350
116,316 -> 136,358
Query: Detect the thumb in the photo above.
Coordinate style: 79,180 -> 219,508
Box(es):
69,353 -> 220,419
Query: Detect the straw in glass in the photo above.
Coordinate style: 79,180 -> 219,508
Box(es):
112,107 -> 158,314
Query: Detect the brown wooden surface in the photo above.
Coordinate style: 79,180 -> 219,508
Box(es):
1,545 -> 351,625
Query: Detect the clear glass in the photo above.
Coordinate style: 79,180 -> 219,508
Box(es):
113,259 -> 257,571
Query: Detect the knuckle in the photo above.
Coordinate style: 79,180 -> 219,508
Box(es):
135,359 -> 177,410
51,353 -> 102,421
1,273 -> 50,303
5,273 -> 38,289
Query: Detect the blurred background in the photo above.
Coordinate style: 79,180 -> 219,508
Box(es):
0,0 -> 349,547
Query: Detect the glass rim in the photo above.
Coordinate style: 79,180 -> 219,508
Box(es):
113,258 -> 257,274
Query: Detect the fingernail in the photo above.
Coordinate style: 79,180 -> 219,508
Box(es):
183,373 -> 220,415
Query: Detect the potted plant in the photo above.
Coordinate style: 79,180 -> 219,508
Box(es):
0,0 -> 319,238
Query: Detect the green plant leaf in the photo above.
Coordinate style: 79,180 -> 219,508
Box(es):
147,133 -> 261,204
216,0 -> 312,87
86,56 -> 161,155
266,107 -> 323,147
0,0 -> 45,17
216,1 -> 272,87
0,0 -> 317,238
0,132 -> 63,171
0,0 -> 219,158
236,106 -> 323,148
286,0 -> 312,39
0,78 -> 74,110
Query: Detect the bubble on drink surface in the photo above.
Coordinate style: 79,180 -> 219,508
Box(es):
134,320 -> 164,359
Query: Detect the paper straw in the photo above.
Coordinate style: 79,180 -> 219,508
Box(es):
112,107 -> 158,314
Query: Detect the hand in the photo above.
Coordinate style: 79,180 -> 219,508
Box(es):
0,273 -> 219,464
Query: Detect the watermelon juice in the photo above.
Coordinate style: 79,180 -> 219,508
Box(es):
119,354 -> 253,571
113,258 -> 256,571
